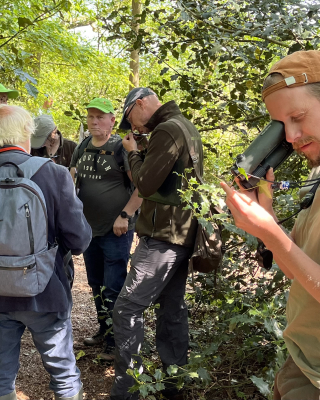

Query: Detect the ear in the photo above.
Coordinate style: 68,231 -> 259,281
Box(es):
136,98 -> 144,109
110,116 -> 116,125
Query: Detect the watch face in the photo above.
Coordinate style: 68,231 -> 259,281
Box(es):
121,211 -> 128,219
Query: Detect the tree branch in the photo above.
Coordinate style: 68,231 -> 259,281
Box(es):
0,2 -> 65,49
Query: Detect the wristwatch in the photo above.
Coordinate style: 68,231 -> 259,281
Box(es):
120,211 -> 130,220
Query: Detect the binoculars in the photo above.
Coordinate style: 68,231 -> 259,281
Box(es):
231,120 -> 293,190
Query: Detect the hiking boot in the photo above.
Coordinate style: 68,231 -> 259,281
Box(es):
83,331 -> 105,346
98,345 -> 116,362
55,385 -> 83,399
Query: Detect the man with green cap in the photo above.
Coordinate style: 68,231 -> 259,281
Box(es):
0,83 -> 19,104
31,114 -> 77,167
70,98 -> 142,361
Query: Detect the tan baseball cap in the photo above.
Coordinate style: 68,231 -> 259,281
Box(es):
262,50 -> 320,101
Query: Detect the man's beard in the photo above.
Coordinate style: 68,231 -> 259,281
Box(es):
293,136 -> 320,168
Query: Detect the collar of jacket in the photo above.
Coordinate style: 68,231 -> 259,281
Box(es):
57,130 -> 64,149
144,100 -> 182,132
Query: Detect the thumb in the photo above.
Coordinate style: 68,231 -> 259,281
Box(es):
266,167 -> 275,181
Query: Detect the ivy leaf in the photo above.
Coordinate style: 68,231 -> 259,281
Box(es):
257,180 -> 272,199
238,167 -> 248,181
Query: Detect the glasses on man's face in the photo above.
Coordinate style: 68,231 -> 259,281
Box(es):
125,102 -> 136,124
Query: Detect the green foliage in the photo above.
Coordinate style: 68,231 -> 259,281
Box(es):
1,1 -> 317,397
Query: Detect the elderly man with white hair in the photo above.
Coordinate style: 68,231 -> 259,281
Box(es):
0,104 -> 91,400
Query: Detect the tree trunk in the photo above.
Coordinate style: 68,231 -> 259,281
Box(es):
129,0 -> 141,91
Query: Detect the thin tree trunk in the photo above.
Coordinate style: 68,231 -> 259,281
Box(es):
129,0 -> 140,91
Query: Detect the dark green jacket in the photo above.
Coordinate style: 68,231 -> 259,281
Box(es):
128,100 -> 203,248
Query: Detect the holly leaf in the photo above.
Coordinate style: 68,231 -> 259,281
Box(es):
153,369 -> 164,381
257,180 -> 272,199
167,365 -> 178,376
197,367 -> 211,382
250,376 -> 270,396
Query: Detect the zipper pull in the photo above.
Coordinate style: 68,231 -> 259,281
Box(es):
25,204 -> 30,218
23,267 -> 27,277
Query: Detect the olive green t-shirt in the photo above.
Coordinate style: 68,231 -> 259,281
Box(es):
70,135 -> 132,237
284,166 -> 320,388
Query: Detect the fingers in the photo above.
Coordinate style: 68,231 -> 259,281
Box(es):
266,167 -> 274,181
221,182 -> 255,206
220,181 -> 233,195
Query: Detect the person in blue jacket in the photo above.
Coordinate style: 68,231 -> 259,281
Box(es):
0,104 -> 92,400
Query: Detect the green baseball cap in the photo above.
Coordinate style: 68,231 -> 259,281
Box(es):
0,83 -> 19,99
86,98 -> 115,114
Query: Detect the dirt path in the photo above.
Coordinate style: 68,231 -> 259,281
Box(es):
15,255 -> 114,400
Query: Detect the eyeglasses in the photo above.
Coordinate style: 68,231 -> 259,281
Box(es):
125,102 -> 137,124
125,96 -> 145,124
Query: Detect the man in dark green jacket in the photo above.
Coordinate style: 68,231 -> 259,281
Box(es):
110,88 -> 203,400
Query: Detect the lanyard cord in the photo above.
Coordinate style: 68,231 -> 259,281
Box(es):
277,180 -> 320,225
0,146 -> 28,154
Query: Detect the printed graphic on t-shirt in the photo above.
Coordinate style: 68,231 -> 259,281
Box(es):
75,136 -> 131,237
77,153 -> 112,180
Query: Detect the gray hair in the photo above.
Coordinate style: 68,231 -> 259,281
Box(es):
0,105 -> 35,147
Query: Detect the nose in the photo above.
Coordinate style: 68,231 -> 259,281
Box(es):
285,123 -> 302,144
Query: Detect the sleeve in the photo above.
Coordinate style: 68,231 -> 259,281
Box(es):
69,144 -> 80,168
122,147 -> 130,172
128,129 -> 180,198
56,167 -> 92,254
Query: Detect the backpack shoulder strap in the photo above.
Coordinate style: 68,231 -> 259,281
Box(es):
17,157 -> 52,179
77,136 -> 92,160
169,118 -> 203,184
113,140 -> 125,170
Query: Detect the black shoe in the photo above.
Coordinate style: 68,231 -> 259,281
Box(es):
98,344 -> 116,362
83,331 -> 105,346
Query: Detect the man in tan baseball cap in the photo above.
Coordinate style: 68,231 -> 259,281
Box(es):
221,50 -> 320,400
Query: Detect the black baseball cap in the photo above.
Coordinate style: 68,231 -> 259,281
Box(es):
119,87 -> 156,130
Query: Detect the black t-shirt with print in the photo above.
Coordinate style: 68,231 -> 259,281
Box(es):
70,135 -> 132,237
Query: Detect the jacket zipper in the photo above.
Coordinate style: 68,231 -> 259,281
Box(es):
25,203 -> 34,254
0,183 -> 48,238
151,205 -> 157,237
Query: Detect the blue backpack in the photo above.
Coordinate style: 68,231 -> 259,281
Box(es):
0,157 -> 58,297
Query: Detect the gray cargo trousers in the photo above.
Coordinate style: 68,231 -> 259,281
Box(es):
110,236 -> 191,400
